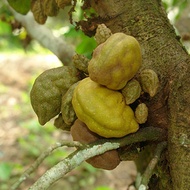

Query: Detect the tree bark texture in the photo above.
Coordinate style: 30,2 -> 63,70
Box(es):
85,0 -> 190,189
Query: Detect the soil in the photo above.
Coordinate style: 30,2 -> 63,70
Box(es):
0,54 -> 137,190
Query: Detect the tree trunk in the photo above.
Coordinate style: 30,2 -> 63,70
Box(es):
85,0 -> 190,189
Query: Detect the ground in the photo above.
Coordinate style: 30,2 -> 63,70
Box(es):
0,54 -> 137,190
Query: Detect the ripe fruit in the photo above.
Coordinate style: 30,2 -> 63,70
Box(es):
72,77 -> 139,138
88,33 -> 142,90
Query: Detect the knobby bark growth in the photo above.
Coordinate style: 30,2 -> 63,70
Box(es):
81,0 -> 190,189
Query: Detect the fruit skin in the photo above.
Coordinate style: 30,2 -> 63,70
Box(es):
31,0 -> 47,24
43,0 -> 59,17
135,103 -> 148,124
138,69 -> 159,97
88,33 -> 142,90
71,119 -> 120,170
55,0 -> 71,9
72,77 -> 139,138
54,114 -> 71,131
72,54 -> 89,74
95,24 -> 112,45
30,66 -> 81,125
121,79 -> 142,105
61,82 -> 79,125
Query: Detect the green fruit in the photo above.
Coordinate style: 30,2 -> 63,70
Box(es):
30,66 -> 81,125
61,82 -> 79,125
122,79 -> 142,105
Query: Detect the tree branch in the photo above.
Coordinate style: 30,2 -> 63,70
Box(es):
28,127 -> 166,190
4,0 -> 75,66
11,141 -> 84,190
137,141 -> 167,190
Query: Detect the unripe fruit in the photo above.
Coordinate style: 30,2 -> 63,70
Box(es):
135,103 -> 148,124
72,54 -> 89,74
30,66 -> 81,125
121,79 -> 142,105
139,69 -> 159,97
95,24 -> 112,45
61,82 -> 79,125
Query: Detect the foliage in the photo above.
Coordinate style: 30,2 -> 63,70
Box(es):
162,0 -> 188,21
2,0 -> 190,189
7,0 -> 30,15
0,163 -> 12,181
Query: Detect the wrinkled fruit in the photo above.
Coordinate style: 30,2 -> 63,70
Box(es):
72,77 -> 139,138
135,103 -> 148,124
88,33 -> 142,90
55,0 -> 71,9
43,0 -> 59,17
54,114 -> 71,131
73,54 -> 89,74
139,69 -> 159,97
95,24 -> 112,45
30,66 -> 81,125
31,0 -> 47,24
121,79 -> 142,105
61,82 -> 79,125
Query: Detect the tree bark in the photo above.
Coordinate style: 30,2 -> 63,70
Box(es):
86,0 -> 190,189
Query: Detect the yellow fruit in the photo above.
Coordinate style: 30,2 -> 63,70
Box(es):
72,77 -> 139,138
88,33 -> 142,90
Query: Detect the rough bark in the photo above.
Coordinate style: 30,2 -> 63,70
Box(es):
85,0 -> 190,189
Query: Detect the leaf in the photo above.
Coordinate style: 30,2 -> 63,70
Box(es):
0,163 -> 12,181
94,186 -> 113,190
8,0 -> 31,15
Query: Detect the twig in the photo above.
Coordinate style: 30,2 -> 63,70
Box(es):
11,141 -> 84,190
3,0 -> 75,66
138,141 -> 167,190
28,127 -> 166,190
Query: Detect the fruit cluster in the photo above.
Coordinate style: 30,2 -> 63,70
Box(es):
30,24 -> 159,169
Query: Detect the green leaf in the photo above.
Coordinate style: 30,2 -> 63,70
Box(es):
94,186 -> 113,190
0,21 -> 11,35
8,0 -> 31,15
0,163 -> 12,181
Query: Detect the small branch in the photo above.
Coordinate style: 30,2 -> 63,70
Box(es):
11,141 -> 84,190
28,127 -> 165,190
138,141 -> 167,190
3,0 -> 75,66
29,142 -> 120,190
92,126 -> 166,148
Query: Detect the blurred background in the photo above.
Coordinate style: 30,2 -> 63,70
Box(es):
0,0 -> 189,189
